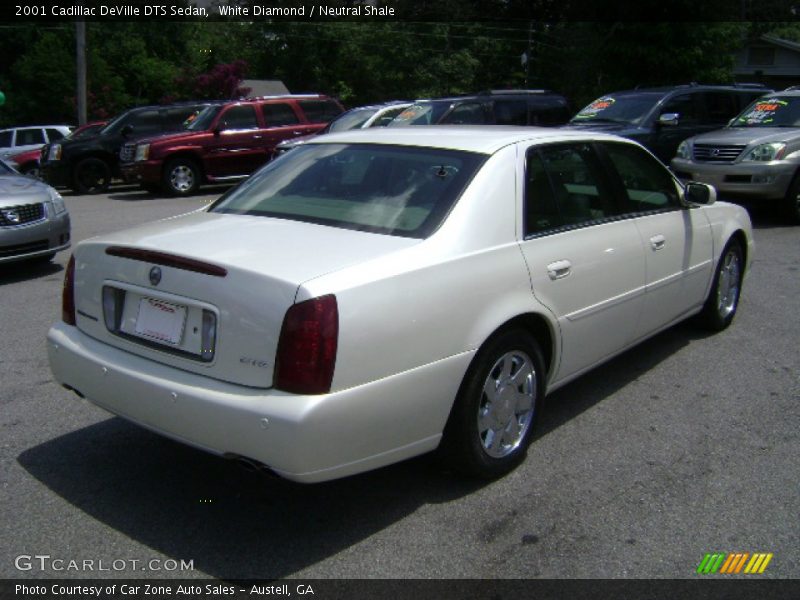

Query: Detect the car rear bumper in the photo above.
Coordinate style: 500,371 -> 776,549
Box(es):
0,211 -> 70,263
671,158 -> 796,201
47,322 -> 470,483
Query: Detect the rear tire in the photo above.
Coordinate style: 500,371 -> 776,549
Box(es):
439,329 -> 544,479
697,239 -> 744,331
73,157 -> 111,194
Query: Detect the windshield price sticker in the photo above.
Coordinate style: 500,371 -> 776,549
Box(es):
575,97 -> 616,119
738,98 -> 788,125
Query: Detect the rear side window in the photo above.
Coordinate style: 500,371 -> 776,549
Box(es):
525,143 -> 616,236
493,100 -> 528,125
210,143 -> 486,238
131,110 -> 162,135
298,100 -> 343,123
601,142 -> 679,213
261,103 -> 300,126
16,128 -> 45,146
46,128 -> 67,141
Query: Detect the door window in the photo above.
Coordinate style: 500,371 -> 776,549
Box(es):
131,110 -> 162,135
525,143 -> 616,236
45,128 -> 67,141
442,102 -> 487,124
660,93 -> 700,125
493,100 -> 528,125
16,128 -> 45,146
601,142 -> 680,213
219,105 -> 258,130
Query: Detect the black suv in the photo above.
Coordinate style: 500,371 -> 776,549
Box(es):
388,90 -> 572,127
41,102 -> 213,194
566,84 -> 772,163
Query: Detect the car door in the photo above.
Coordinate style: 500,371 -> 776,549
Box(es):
598,141 -> 714,339
204,104 -> 263,178
518,142 -> 646,382
258,102 -> 309,156
6,127 -> 46,159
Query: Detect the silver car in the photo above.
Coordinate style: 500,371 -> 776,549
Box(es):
671,89 -> 800,223
0,159 -> 70,264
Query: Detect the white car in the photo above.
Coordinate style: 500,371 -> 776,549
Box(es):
47,127 -> 753,483
0,125 -> 72,161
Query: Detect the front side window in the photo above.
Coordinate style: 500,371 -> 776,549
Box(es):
187,105 -> 222,131
210,143 -> 486,238
601,142 -> 679,213
441,102 -> 487,124
493,100 -> 528,125
131,110 -> 162,135
46,128 -> 67,141
660,93 -> 700,125
524,143 -> 616,236
218,105 -> 258,130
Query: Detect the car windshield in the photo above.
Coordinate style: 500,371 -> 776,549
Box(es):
570,93 -> 664,125
209,143 -> 486,238
387,102 -> 452,126
186,105 -> 222,131
68,123 -> 105,140
327,108 -> 379,133
730,95 -> 800,127
99,113 -> 130,136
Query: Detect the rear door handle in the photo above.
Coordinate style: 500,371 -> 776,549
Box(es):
547,260 -> 572,280
650,234 -> 666,251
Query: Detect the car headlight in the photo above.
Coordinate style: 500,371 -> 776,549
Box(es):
49,187 -> 67,215
48,144 -> 62,161
676,140 -> 691,160
743,142 -> 786,162
135,144 -> 150,162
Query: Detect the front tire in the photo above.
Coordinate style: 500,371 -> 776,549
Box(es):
698,239 -> 744,331
163,158 -> 200,196
73,158 -> 111,194
440,329 -> 544,479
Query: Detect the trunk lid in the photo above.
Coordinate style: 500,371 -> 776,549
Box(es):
72,211 -> 418,387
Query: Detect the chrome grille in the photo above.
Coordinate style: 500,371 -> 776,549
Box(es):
120,144 -> 136,162
692,144 -> 746,163
0,203 -> 45,227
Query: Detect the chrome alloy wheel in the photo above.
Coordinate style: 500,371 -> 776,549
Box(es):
169,165 -> 195,193
716,247 -> 741,319
477,350 -> 536,458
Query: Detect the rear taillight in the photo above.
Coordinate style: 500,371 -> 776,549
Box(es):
275,295 -> 338,395
62,255 -> 76,325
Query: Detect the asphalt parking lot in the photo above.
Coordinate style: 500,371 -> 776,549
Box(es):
0,185 -> 798,580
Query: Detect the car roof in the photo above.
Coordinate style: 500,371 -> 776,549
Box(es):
310,125 -> 631,155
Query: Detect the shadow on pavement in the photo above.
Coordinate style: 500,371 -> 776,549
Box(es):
0,258 -> 63,286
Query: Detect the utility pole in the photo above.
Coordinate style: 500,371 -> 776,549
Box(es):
76,20 -> 87,125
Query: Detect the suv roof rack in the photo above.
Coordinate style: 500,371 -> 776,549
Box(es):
244,93 -> 327,101
478,89 -> 554,95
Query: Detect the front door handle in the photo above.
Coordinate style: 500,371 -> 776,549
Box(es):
650,234 -> 666,251
547,260 -> 572,280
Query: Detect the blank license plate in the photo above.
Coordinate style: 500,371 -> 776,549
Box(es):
134,297 -> 187,346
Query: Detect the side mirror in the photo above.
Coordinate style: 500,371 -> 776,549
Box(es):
684,182 -> 716,206
121,124 -> 134,137
659,113 -> 680,127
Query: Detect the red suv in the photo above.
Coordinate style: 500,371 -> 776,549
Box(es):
120,95 -> 344,195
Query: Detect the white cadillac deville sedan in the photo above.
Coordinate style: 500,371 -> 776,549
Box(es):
47,127 -> 753,483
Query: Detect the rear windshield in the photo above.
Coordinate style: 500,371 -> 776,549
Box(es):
209,143 -> 486,238
571,93 -> 664,126
731,95 -> 800,127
